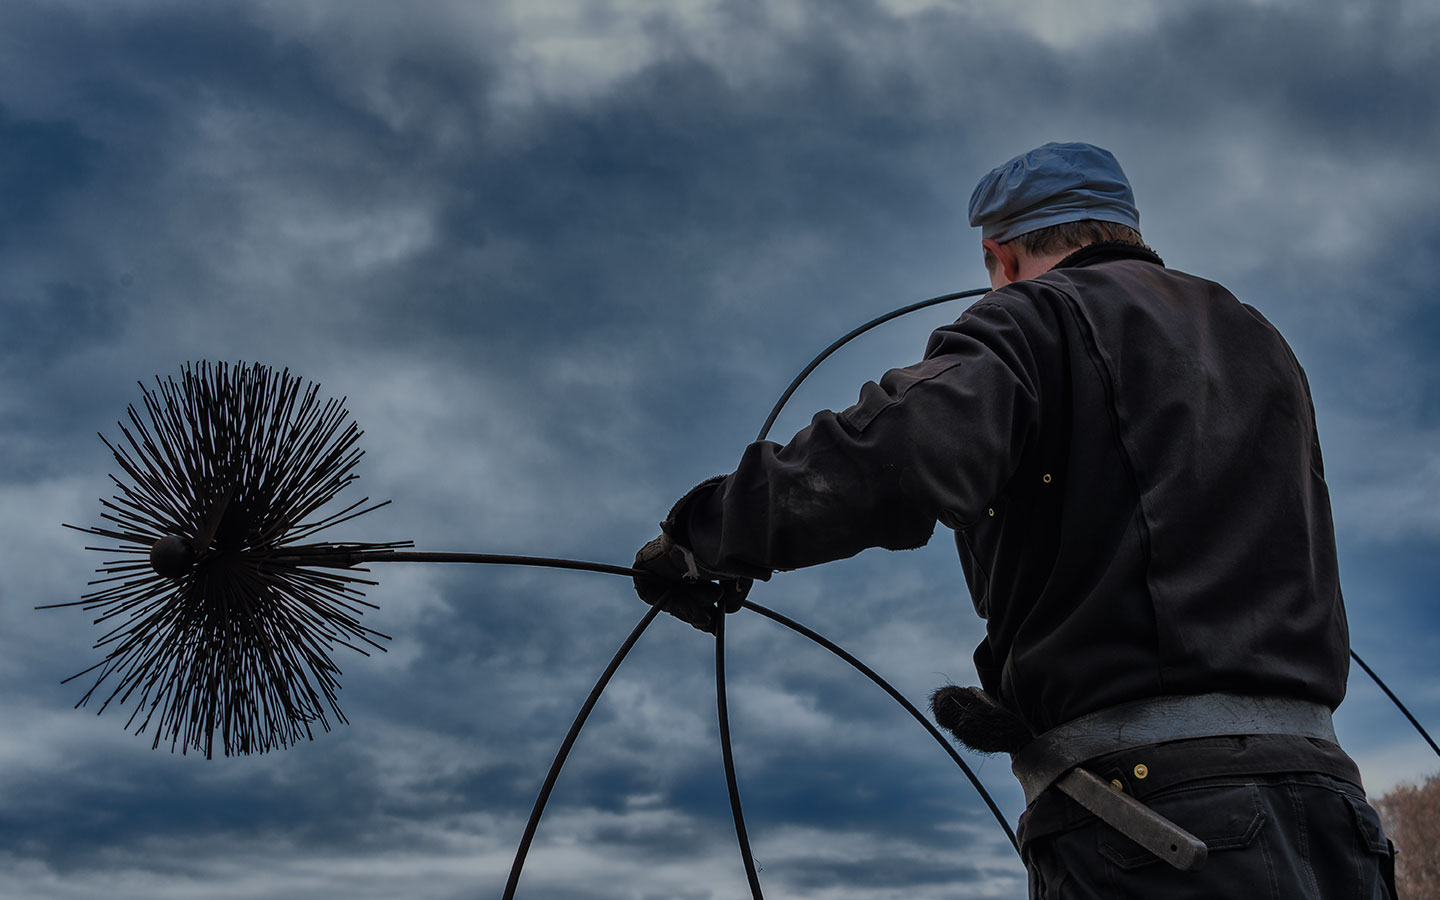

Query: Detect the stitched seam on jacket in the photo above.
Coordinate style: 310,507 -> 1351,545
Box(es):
1048,282 -> 1166,693
842,301 -> 1025,434
840,357 -> 972,433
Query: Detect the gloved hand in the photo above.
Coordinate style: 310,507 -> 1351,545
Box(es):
929,685 -> 1034,754
633,533 -> 751,634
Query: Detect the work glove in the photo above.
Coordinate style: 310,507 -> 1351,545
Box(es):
633,533 -> 751,634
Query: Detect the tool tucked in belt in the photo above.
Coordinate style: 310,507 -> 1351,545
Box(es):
931,688 -> 1338,872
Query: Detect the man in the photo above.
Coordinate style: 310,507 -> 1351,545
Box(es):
633,142 -> 1396,897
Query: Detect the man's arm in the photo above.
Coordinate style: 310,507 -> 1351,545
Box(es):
665,298 -> 1046,579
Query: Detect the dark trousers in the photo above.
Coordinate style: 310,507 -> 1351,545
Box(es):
1022,773 -> 1398,899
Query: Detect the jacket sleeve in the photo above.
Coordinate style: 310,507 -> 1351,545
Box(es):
668,299 -> 1044,579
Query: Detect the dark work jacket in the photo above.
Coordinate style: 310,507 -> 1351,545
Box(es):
672,242 -> 1349,736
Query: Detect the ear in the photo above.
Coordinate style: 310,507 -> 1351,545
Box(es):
981,238 -> 1022,288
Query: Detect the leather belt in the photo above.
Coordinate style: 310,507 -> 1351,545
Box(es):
1012,692 -> 1337,804
1010,692 -> 1337,872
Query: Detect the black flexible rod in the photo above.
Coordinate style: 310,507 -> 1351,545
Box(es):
343,549 -> 639,579
715,610 -> 765,897
741,599 -> 1021,852
755,288 -> 990,443
501,605 -> 662,899
706,285 -> 996,881
1351,649 -> 1440,758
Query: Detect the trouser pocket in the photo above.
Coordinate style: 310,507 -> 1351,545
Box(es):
1339,790 -> 1399,899
1096,783 -> 1266,870
1021,784 -> 1266,900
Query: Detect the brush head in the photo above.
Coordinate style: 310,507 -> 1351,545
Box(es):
149,535 -> 196,579
54,361 -> 410,757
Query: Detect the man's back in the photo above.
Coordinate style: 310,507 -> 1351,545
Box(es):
966,241 -> 1348,732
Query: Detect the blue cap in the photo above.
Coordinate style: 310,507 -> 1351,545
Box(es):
968,142 -> 1139,242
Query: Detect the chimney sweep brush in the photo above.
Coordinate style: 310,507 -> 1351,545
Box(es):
46,361 -> 408,758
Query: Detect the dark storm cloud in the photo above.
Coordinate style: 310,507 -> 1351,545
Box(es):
669,744 -> 995,838
0,753 -> 380,872
0,106 -> 101,240
776,856 -> 988,892
0,280 -> 122,366
2,0 -> 1438,897
0,101 -> 123,458
1031,1 -> 1439,149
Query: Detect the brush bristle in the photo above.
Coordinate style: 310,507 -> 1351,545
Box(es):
52,361 -> 410,757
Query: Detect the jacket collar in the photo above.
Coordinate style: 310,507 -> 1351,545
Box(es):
1052,240 -> 1164,271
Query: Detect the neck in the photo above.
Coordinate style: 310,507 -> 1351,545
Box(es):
1016,249 -> 1072,280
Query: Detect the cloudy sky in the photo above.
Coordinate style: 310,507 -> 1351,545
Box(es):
2,0 -> 1438,897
